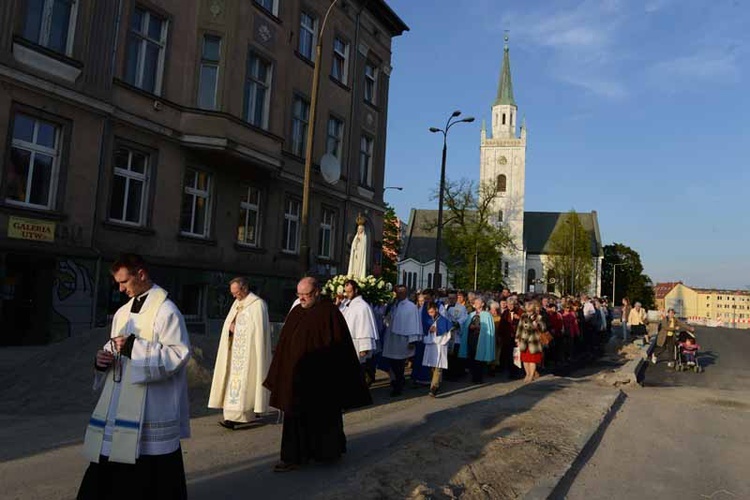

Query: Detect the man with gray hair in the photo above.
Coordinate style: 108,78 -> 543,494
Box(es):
208,277 -> 272,429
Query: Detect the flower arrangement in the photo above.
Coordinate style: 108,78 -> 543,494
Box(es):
322,274 -> 394,305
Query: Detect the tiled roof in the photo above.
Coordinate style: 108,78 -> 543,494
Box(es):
654,281 -> 682,299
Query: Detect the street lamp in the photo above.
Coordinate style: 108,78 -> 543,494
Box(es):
429,110 -> 475,289
300,0 -> 340,275
383,186 -> 403,193
612,263 -> 625,304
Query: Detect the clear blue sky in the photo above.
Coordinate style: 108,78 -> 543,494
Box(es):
383,0 -> 750,290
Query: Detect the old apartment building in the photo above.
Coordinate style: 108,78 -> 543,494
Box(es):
0,0 -> 408,344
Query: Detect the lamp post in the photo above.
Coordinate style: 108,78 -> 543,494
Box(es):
612,263 -> 625,304
383,186 -> 403,194
429,110 -> 475,289
300,0 -> 339,275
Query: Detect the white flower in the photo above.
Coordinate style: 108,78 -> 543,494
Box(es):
336,285 -> 344,295
386,283 -> 393,291
377,281 -> 384,289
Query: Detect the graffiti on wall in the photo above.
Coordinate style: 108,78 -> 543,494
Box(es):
51,259 -> 94,339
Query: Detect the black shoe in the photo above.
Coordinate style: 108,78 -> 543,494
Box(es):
273,461 -> 299,473
218,420 -> 237,430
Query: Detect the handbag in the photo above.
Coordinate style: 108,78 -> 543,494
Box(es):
513,346 -> 522,368
540,331 -> 553,346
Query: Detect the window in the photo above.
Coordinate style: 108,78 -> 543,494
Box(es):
359,135 -> 374,188
298,11 -> 317,61
496,174 -> 507,193
6,113 -> 60,209
527,269 -> 536,292
244,51 -> 272,129
428,273 -> 433,289
318,207 -> 335,258
282,198 -> 301,253
498,210 -> 503,223
180,284 -> 205,321
402,271 -> 407,286
364,62 -> 377,104
197,35 -> 221,110
331,36 -> 349,84
125,7 -> 168,95
180,168 -> 212,237
22,0 -> 78,55
504,261 -> 509,277
254,0 -> 278,15
326,116 -> 344,158
502,113 -> 506,125
237,186 -> 261,247
291,95 -> 310,156
109,146 -> 149,225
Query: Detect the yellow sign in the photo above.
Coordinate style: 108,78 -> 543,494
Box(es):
7,216 -> 55,242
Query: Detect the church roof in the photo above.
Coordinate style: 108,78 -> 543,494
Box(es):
401,209 -> 603,264
523,211 -> 603,257
401,209 -> 448,263
494,36 -> 516,107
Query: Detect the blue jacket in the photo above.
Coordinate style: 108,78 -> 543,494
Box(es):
459,311 -> 496,362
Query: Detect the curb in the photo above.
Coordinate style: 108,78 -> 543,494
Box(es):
524,389 -> 627,500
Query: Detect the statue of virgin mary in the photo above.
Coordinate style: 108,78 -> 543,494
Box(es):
347,214 -> 368,278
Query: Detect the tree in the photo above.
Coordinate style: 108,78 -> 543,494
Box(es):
545,211 -> 594,295
427,178 -> 513,290
380,203 -> 401,284
602,243 -> 655,309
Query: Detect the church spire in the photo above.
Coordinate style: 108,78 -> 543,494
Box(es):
494,34 -> 515,107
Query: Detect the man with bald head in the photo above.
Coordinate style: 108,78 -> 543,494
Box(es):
264,277 -> 371,472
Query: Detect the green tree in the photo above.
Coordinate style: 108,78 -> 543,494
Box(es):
428,178 -> 513,290
380,203 -> 401,284
545,211 -> 594,295
602,243 -> 655,308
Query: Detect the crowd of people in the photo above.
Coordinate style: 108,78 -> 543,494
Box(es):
77,253 -> 651,498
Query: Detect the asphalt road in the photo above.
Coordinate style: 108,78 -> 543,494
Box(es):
564,327 -> 750,500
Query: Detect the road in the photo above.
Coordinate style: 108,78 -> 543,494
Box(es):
564,327 -> 750,500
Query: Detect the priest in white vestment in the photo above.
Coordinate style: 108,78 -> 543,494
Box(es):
208,277 -> 272,429
340,279 -> 379,363
382,284 -> 421,397
78,254 -> 190,500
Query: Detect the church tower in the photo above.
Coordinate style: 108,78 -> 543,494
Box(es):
479,35 -> 527,292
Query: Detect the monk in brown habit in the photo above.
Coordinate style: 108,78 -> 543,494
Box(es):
263,277 -> 371,472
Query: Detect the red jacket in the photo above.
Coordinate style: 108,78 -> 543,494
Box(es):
562,311 -> 580,338
548,311 -> 564,337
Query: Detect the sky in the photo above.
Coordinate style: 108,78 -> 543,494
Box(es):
382,0 -> 750,290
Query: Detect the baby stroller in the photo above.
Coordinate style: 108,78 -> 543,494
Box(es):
674,330 -> 702,373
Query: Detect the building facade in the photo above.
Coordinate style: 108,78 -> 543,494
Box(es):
662,282 -> 750,329
0,0 -> 408,344
397,209 -> 452,291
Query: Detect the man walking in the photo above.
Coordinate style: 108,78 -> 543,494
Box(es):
78,254 -> 191,499
208,277 -> 272,430
263,277 -> 371,472
382,285 -> 422,396
340,279 -> 379,367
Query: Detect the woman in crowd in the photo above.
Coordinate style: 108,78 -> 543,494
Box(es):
459,296 -> 495,384
516,300 -> 547,382
621,297 -> 632,342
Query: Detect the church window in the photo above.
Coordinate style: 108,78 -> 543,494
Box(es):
428,273 -> 433,289
510,112 -> 513,126
402,271 -> 407,286
504,261 -> 509,277
498,210 -> 503,222
496,174 -> 507,193
527,269 -> 536,292
502,113 -> 506,125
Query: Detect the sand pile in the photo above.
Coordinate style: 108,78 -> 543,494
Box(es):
0,329 -> 221,417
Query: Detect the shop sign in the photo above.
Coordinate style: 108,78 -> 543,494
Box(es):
7,216 -> 55,242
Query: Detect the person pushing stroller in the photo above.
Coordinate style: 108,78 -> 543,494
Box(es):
652,308 -> 694,367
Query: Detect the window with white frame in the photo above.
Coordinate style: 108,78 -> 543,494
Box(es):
254,0 -> 278,15
22,0 -> 79,55
6,113 -> 60,209
331,36 -> 349,84
359,135 -> 374,188
109,146 -> 149,226
291,95 -> 310,156
298,11 -> 317,61
237,186 -> 261,247
326,116 -> 344,159
282,198 -> 301,254
318,207 -> 335,259
180,168 -> 212,237
244,51 -> 272,129
364,62 -> 378,104
124,6 -> 168,95
197,34 -> 221,110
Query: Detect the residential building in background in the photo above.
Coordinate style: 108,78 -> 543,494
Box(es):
0,0 -> 408,344
660,282 -> 750,329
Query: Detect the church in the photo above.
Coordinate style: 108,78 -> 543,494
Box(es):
398,38 -> 603,295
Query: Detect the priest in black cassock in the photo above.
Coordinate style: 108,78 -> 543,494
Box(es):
263,277 -> 371,472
